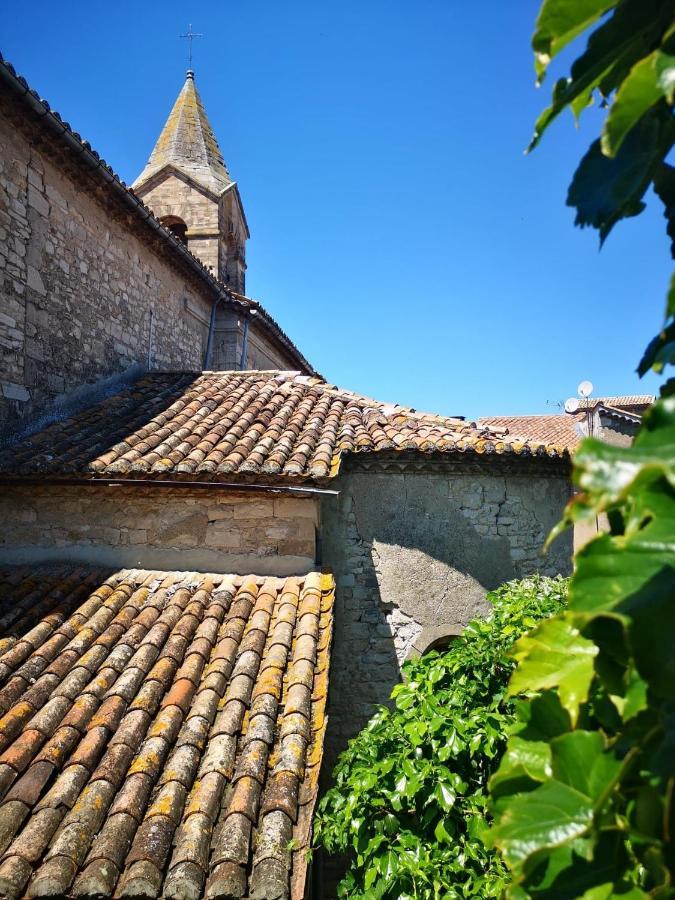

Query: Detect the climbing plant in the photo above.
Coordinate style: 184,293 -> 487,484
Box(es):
315,577 -> 567,899
488,1 -> 675,896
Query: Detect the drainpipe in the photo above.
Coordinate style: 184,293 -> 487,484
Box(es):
147,309 -> 154,370
239,314 -> 250,371
203,297 -> 222,369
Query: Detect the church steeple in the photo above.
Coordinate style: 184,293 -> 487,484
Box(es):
134,71 -> 232,196
132,70 -> 249,292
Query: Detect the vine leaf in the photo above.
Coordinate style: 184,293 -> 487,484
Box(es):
491,733 -> 622,879
491,780 -> 594,872
567,115 -> 663,243
532,0 -> 619,82
601,52 -> 664,156
508,618 -> 598,724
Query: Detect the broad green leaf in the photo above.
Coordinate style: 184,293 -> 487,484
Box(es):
508,617 -> 598,724
638,320 -> 675,376
490,780 -> 594,871
656,49 -> 675,103
530,0 -> 668,149
652,162 -> 675,260
532,0 -> 619,81
434,818 -> 452,844
567,115 -> 664,243
549,732 -> 622,804
490,736 -> 552,798
569,486 -> 675,699
602,53 -> 663,156
515,691 -> 572,742
526,832 -> 634,897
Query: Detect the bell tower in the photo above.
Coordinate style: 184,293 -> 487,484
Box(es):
132,70 -> 249,293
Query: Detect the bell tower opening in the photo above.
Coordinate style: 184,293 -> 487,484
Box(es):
160,215 -> 188,245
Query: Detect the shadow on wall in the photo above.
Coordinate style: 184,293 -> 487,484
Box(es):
316,459 -> 572,894
319,460 -> 572,771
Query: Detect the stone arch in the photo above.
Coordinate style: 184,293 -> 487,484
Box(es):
406,623 -> 465,660
160,215 -> 188,245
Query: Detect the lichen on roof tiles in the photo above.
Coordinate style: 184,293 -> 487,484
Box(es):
0,371 -> 568,483
0,565 -> 334,900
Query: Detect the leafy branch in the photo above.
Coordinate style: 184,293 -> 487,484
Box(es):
488,1 -> 675,895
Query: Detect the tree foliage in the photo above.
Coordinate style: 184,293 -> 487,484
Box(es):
315,577 -> 567,899
488,1 -> 675,896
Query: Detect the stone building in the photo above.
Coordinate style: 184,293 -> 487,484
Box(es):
480,395 -> 653,549
479,394 -> 653,451
132,70 -> 249,294
0,55 -> 573,899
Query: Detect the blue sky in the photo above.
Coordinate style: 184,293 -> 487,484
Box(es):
3,1 -> 670,418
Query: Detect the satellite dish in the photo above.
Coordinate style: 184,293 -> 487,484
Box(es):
577,380 -> 593,398
564,398 -> 580,413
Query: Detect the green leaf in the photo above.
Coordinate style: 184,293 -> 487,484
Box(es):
532,0 -> 619,81
364,866 -> 378,890
549,732 -> 622,804
602,52 -> 663,156
656,49 -> 675,103
491,780 -> 594,871
490,737 -> 552,798
652,162 -> 675,259
530,0 -> 668,150
508,617 -> 598,724
435,781 -> 457,811
434,818 -> 452,844
567,114 -> 664,243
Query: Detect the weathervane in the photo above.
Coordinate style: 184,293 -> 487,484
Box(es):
180,24 -> 203,71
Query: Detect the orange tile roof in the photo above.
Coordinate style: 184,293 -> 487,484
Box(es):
0,565 -> 333,900
479,414 -> 585,450
0,372 -> 567,483
578,395 -> 654,410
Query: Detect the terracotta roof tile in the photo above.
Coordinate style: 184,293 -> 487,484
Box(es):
479,414 -> 585,450
0,565 -> 334,900
578,394 -> 654,410
1,372 -> 567,483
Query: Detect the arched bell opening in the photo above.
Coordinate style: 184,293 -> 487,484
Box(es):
160,215 -> 188,245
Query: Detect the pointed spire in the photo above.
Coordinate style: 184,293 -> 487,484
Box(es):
133,71 -> 232,195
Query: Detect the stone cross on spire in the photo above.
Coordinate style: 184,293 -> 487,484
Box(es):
180,24 -> 202,72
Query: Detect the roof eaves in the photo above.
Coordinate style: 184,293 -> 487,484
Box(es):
0,53 -> 315,376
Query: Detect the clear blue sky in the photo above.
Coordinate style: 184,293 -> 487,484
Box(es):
3,1 -> 670,418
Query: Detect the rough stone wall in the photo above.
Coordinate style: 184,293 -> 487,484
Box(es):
0,110 -> 301,431
210,309 -> 299,373
134,173 -> 221,275
134,173 -> 247,294
0,114 -> 213,430
0,484 -> 318,575
320,461 -> 572,767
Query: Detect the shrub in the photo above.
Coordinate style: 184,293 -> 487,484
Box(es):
315,575 -> 567,899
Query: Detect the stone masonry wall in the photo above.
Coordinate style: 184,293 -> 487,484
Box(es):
0,109 -> 299,431
320,462 -> 572,768
134,174 -> 221,275
0,484 -> 318,575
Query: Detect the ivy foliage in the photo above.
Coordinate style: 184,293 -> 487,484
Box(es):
488,1 -> 675,896
314,577 -> 567,899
